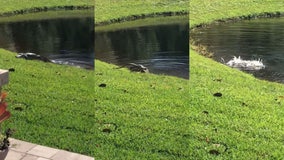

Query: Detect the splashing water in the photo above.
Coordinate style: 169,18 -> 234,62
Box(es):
226,56 -> 265,70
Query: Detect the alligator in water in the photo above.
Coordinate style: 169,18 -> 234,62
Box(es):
16,53 -> 51,62
116,63 -> 149,73
128,63 -> 149,73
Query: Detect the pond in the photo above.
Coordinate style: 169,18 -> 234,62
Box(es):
191,17 -> 284,83
0,10 -> 94,69
95,16 -> 189,79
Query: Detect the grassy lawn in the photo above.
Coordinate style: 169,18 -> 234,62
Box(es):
190,0 -> 284,27
95,62 -> 189,159
190,0 -> 284,159
94,0 -> 284,159
95,0 -> 188,24
0,10 -> 93,23
95,1 -> 190,159
0,0 -> 94,156
0,50 -> 95,155
1,0 -> 283,159
0,0 -> 93,14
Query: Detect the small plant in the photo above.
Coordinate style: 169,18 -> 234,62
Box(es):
0,92 -> 11,151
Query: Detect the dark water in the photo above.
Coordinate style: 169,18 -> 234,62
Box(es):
0,16 -> 94,69
191,17 -> 284,83
95,20 -> 189,79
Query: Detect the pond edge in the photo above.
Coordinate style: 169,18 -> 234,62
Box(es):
95,11 -> 189,26
191,11 -> 284,29
190,11 -> 284,58
0,5 -> 94,18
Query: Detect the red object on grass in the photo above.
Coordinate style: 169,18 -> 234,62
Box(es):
0,92 -> 10,123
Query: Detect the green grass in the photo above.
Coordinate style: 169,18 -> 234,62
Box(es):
95,53 -> 284,159
94,0 -> 284,159
190,0 -> 284,27
95,15 -> 188,32
94,1 -> 191,159
94,61 -> 190,159
189,51 -> 284,159
0,0 -> 93,14
0,0 -> 94,156
1,0 -> 284,159
0,10 -> 93,24
95,0 -> 188,24
0,49 -> 94,155
189,0 -> 284,159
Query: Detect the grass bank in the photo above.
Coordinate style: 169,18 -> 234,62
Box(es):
0,0 -> 94,156
94,0 -> 191,159
95,15 -> 188,32
95,0 -> 190,159
0,0 -> 93,16
0,50 -> 95,155
95,0 -> 188,25
190,0 -> 284,28
95,61 -> 190,159
96,0 -> 284,159
0,10 -> 93,24
190,0 -> 284,159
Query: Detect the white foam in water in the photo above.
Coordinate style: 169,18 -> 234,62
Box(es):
226,56 -> 265,70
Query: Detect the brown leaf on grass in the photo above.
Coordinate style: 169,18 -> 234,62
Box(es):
278,96 -> 284,99
206,137 -> 210,143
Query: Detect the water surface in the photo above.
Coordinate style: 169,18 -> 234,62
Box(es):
191,17 -> 284,83
0,12 -> 94,69
95,17 -> 189,79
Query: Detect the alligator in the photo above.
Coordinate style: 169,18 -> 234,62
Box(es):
116,63 -> 149,73
16,53 -> 51,62
128,63 -> 149,73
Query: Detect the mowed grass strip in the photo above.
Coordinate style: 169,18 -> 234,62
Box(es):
95,0 -> 188,24
0,0 -> 94,156
96,0 -> 284,159
190,0 -> 284,27
0,0 -> 93,14
95,52 -> 284,159
189,50 -> 284,159
95,1 -> 190,159
190,0 -> 284,159
0,49 -> 95,155
95,61 -> 190,159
